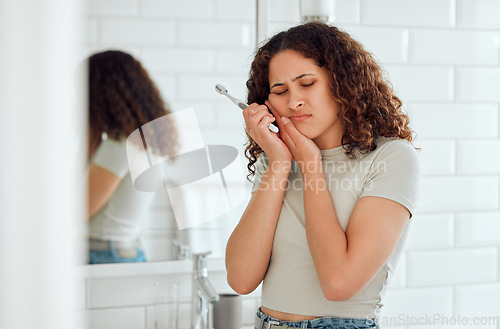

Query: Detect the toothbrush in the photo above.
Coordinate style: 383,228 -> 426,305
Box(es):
215,84 -> 279,133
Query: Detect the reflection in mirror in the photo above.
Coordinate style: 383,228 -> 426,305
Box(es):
86,50 -> 178,264
82,0 -> 258,264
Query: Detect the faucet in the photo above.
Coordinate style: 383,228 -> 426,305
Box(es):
192,251 -> 219,329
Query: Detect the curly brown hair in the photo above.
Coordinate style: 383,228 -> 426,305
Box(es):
88,50 -> 177,157
245,22 -> 417,178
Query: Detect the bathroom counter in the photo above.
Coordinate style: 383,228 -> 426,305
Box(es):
80,257 -> 226,278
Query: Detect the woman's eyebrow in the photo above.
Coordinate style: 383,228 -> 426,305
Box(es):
270,73 -> 315,90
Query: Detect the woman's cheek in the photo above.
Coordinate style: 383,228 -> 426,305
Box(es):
267,95 -> 284,115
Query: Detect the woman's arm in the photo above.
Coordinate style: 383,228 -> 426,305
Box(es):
279,117 -> 417,301
302,169 -> 410,301
226,102 -> 292,294
87,163 -> 121,219
225,161 -> 290,294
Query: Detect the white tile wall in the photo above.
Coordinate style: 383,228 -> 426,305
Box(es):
409,29 -> 500,65
386,66 -> 454,102
85,0 -> 139,16
382,287 -> 453,318
141,0 -> 214,19
361,0 -> 456,27
141,49 -> 215,73
100,19 -> 176,44
414,141 -> 455,175
456,211 -> 500,246
342,26 -> 408,64
418,176 -> 499,212
455,283 -> 500,317
408,248 -> 497,286
82,0 -> 500,327
456,68 -> 500,102
458,0 -> 500,29
87,307 -> 145,329
457,140 -> 500,174
408,104 -> 498,139
179,22 -> 253,47
405,213 -> 454,250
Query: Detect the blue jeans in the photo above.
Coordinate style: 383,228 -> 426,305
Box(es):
88,241 -> 146,264
255,308 -> 379,329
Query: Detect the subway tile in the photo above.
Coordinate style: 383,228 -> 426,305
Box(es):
178,76 -> 247,101
177,229 -> 228,258
141,48 -> 215,73
144,208 -> 177,230
457,68 -> 500,102
267,22 -> 296,40
381,287 -> 452,319
335,0 -> 361,24
407,104 -> 498,139
215,49 -> 254,76
456,211 -> 500,247
418,176 -> 499,212
141,231 -> 178,261
457,140 -> 500,174
408,249 -> 497,286
215,102 -> 246,127
141,0 -> 214,19
169,102 -> 216,127
413,141 -> 455,176
87,274 -> 192,308
458,0 -> 500,29
151,75 -> 176,101
406,213 -> 454,250
87,307 -> 146,329
216,0 -> 255,20
242,297 -> 260,325
201,128 -> 249,151
455,283 -> 500,317
85,0 -> 138,16
179,22 -> 253,47
342,26 -> 408,64
409,29 -> 499,65
269,0 -> 301,22
82,17 -> 98,44
178,302 -> 191,329
389,253 -> 407,288
100,19 -> 176,44
385,66 -> 454,102
82,44 -> 141,60
361,0 -> 455,27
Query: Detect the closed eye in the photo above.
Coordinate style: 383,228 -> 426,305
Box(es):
302,82 -> 315,87
274,90 -> 287,95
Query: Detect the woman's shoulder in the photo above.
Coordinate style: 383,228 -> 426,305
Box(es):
373,136 -> 420,156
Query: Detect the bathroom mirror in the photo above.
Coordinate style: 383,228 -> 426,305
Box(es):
82,0 -> 264,264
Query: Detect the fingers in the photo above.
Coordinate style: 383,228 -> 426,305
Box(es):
243,103 -> 275,136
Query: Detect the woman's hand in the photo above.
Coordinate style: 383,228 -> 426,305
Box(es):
242,102 -> 292,164
265,101 -> 322,174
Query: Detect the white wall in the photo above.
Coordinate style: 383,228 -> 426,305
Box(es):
82,0 -> 500,328
0,1 -> 86,329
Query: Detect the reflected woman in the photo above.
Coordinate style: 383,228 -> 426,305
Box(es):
87,50 -> 176,264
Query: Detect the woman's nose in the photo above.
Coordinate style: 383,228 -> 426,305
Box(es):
288,91 -> 304,110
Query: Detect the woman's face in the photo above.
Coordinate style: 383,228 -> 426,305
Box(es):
268,50 -> 343,150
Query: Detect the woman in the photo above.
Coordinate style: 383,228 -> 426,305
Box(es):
225,22 -> 421,328
87,50 -> 176,264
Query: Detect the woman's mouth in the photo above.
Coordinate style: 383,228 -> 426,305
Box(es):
289,114 -> 312,122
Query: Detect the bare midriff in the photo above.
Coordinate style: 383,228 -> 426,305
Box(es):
260,306 -> 320,321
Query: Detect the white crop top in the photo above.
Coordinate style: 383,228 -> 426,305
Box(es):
89,138 -> 160,242
251,136 -> 421,318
